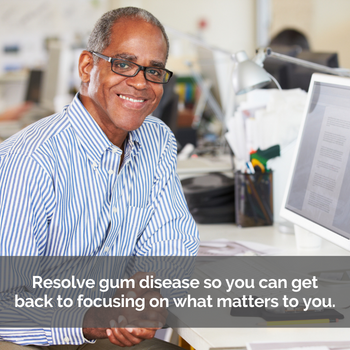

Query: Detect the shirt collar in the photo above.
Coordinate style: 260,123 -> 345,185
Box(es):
128,128 -> 141,148
67,94 -> 141,164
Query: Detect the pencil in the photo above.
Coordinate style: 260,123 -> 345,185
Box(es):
258,319 -> 338,326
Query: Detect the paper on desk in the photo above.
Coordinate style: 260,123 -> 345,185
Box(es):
226,88 -> 307,161
235,240 -> 282,256
225,110 -> 249,162
198,239 -> 282,256
246,341 -> 350,350
250,347 -> 329,350
250,89 -> 307,150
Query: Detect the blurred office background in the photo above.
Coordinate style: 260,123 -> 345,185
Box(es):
1,0 -> 350,144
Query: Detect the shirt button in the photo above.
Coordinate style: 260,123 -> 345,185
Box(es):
112,148 -> 118,153
63,337 -> 70,344
112,207 -> 118,213
108,169 -> 115,175
104,246 -> 110,253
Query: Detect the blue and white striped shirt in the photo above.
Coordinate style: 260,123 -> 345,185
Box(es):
0,94 -> 199,345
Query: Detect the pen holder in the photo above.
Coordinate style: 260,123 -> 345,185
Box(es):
235,171 -> 273,227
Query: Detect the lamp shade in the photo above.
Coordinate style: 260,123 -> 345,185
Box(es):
232,51 -> 271,95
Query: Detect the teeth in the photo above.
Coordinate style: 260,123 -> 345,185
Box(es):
119,94 -> 144,103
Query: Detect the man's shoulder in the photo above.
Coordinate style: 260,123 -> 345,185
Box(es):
134,116 -> 178,167
137,115 -> 177,149
0,108 -> 71,160
139,115 -> 174,139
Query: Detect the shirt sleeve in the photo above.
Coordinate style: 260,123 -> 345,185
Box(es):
0,153 -> 88,346
133,130 -> 200,257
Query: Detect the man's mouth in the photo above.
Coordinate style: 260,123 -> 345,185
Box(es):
118,94 -> 145,103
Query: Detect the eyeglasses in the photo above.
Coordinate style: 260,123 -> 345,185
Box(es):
90,51 -> 173,84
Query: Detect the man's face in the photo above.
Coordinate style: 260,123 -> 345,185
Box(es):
81,18 -> 167,144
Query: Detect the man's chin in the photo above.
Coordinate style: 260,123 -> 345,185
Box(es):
117,122 -> 145,134
122,117 -> 149,132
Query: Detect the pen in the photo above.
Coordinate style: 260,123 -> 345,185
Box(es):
257,319 -> 339,326
246,161 -> 255,174
245,182 -> 258,223
246,175 -> 272,225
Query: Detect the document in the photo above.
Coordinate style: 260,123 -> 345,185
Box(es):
286,81 -> 350,239
301,105 -> 350,238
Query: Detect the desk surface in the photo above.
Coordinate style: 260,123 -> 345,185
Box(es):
175,224 -> 350,350
198,223 -> 350,256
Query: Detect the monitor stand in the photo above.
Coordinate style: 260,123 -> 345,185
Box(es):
294,224 -> 323,250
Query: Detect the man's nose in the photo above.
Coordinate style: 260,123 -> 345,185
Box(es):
126,69 -> 148,89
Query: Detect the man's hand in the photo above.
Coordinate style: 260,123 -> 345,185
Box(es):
106,314 -> 160,347
0,102 -> 32,121
83,272 -> 167,346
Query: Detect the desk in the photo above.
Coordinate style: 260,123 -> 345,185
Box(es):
177,155 -> 234,180
174,224 -> 350,350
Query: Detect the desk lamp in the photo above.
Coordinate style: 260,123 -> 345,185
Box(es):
232,50 -> 272,95
233,47 -> 350,95
165,26 -> 350,94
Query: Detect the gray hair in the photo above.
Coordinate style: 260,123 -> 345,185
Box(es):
87,7 -> 169,62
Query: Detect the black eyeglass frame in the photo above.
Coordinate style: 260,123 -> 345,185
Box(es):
90,51 -> 173,84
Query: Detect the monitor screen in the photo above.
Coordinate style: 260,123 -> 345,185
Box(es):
25,69 -> 43,104
280,73 -> 350,250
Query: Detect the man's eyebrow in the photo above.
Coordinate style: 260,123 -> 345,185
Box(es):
113,53 -> 138,61
112,53 -> 165,68
150,61 -> 165,68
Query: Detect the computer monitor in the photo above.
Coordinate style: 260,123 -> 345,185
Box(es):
263,44 -> 301,89
196,46 -> 222,108
289,51 -> 339,91
264,47 -> 339,91
40,42 -> 61,111
25,69 -> 43,104
280,73 -> 350,251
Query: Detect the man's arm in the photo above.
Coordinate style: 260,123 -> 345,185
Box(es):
0,150 -> 167,347
133,130 -> 199,257
0,153 -> 89,346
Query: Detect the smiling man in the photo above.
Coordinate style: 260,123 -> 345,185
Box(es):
0,7 -> 199,350
80,13 -> 169,148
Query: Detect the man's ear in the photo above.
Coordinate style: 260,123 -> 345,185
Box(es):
79,50 -> 94,83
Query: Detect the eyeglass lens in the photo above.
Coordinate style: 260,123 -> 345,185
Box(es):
112,59 -> 170,83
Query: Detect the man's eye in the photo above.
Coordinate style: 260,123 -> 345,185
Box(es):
115,62 -> 129,69
147,69 -> 161,76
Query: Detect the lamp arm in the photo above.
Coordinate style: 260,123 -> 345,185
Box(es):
262,47 -> 350,78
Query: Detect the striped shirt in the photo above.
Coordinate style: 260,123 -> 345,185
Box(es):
0,94 -> 199,345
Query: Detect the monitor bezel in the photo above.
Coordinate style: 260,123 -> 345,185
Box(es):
280,73 -> 350,250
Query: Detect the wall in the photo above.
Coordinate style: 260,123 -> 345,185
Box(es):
0,0 -> 109,72
0,0 -> 257,79
2,0 -> 350,73
270,0 -> 350,69
109,0 -> 256,74
0,0 -> 256,111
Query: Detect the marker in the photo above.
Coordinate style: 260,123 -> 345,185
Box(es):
257,319 -> 338,326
